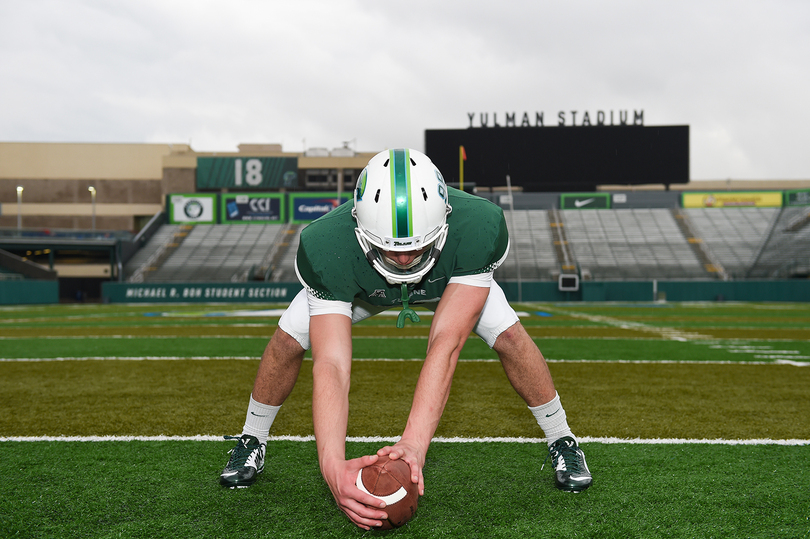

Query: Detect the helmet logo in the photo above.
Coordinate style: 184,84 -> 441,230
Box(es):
355,168 -> 368,201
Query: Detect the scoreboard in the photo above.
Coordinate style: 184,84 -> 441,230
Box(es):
425,125 -> 689,192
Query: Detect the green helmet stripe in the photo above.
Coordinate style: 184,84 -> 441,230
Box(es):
389,149 -> 412,239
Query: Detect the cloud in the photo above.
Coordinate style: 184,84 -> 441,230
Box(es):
1,0 -> 809,179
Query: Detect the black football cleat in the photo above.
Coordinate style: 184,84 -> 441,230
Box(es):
545,436 -> 592,493
220,434 -> 265,489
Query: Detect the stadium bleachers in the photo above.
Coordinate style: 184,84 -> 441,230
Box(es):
124,224 -> 186,282
128,204 -> 810,284
128,224 -> 286,283
745,206 -> 810,278
552,208 -> 705,280
495,210 -> 558,280
269,224 -> 302,282
683,207 -> 780,278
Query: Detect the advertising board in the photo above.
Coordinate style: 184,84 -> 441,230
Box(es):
221,193 -> 285,223
168,194 -> 217,224
681,192 -> 783,208
290,193 -> 351,223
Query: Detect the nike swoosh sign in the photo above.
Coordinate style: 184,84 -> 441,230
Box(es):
545,408 -> 560,418
427,276 -> 445,283
356,470 -> 408,505
574,198 -> 595,208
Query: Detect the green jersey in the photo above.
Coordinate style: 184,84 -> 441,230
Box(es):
296,187 -> 509,307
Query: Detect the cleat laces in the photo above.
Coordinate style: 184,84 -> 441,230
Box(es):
223,435 -> 260,470
542,437 -> 586,474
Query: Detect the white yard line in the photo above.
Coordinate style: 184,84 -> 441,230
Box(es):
1,434 -> 807,445
1,356 -> 808,365
539,306 -> 713,342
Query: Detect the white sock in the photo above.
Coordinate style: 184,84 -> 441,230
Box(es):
528,392 -> 576,447
242,394 -> 281,445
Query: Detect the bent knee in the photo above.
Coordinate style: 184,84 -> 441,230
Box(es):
269,328 -> 306,358
493,321 -> 525,351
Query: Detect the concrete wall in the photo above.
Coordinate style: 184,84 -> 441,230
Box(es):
4,141 -> 809,232
0,142 -> 183,231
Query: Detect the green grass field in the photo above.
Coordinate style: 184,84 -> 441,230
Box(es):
1,301 -> 809,538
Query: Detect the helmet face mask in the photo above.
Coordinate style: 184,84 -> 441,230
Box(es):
352,148 -> 451,284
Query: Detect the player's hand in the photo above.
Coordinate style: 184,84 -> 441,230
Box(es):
377,439 -> 426,496
320,454 -> 389,530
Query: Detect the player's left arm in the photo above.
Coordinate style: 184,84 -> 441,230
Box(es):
379,281 -> 490,495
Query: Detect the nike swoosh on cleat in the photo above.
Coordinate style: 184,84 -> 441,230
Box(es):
221,472 -> 238,477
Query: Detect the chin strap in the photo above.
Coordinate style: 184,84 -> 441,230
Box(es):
396,283 -> 421,328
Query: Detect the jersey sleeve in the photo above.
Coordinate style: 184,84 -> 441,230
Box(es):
447,196 -> 510,277
295,246 -> 340,301
294,209 -> 366,303
295,249 -> 352,317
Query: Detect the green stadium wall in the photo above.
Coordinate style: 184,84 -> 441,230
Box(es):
96,280 -> 810,305
101,282 -> 303,303
499,280 -> 810,303
0,280 -> 59,304
0,280 -> 806,305
657,280 -> 810,302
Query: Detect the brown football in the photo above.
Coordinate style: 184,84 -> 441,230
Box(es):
356,455 -> 419,529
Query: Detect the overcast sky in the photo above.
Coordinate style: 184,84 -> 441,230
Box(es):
1,0 -> 809,181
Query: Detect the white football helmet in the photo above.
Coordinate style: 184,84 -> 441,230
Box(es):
352,148 -> 452,284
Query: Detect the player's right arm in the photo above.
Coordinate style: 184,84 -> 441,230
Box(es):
296,234 -> 391,529
310,309 -> 389,530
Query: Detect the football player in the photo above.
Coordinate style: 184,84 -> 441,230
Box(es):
220,148 -> 592,529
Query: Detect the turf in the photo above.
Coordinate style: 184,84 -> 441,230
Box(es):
1,301 -> 809,538
2,360 -> 809,440
2,335 -> 810,363
1,441 -> 808,538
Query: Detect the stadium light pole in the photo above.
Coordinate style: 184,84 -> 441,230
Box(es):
16,186 -> 23,230
88,186 -> 96,230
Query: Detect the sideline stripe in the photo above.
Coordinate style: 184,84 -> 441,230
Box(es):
1,357 -> 807,365
1,435 -> 807,445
